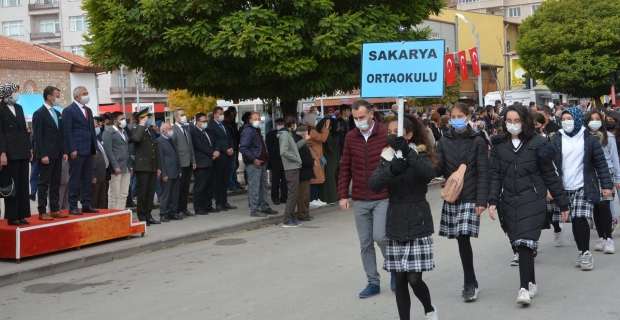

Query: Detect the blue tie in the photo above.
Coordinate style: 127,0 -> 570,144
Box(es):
51,109 -> 58,128
219,122 -> 226,135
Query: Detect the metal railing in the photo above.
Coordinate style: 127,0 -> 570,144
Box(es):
28,2 -> 59,11
29,32 -> 60,40
110,87 -> 168,94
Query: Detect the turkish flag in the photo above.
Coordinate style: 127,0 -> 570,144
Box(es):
469,47 -> 480,77
445,54 -> 456,85
457,50 -> 469,80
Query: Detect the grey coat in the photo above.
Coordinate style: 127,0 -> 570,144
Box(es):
157,135 -> 182,180
102,125 -> 132,174
170,123 -> 195,167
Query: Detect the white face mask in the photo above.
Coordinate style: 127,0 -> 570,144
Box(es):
218,115 -> 224,122
506,123 -> 522,135
355,118 -> 370,131
53,97 -> 61,107
201,123 -> 208,130
166,131 -> 174,138
180,116 -> 187,124
276,125 -> 284,130
7,93 -> 19,104
562,120 -> 575,133
588,121 -> 602,131
119,119 -> 127,129
252,121 -> 260,128
80,95 -> 90,105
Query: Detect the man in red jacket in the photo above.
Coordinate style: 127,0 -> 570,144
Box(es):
338,100 -> 391,299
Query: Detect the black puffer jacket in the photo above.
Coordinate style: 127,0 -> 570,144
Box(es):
488,135 -> 570,241
369,146 -> 436,241
435,126 -> 489,207
294,134 -> 316,182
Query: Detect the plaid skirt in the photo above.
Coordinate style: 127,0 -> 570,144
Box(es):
513,239 -> 537,251
550,188 -> 593,222
384,236 -> 434,273
439,202 -> 480,239
548,200 -> 570,223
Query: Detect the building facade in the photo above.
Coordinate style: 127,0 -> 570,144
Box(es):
456,0 -> 543,23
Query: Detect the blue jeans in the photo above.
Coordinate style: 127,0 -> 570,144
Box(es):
310,184 -> 319,201
30,160 -> 38,196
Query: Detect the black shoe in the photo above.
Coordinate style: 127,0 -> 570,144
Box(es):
146,218 -> 161,225
207,207 -> 220,213
160,215 -> 170,222
196,211 -> 209,216
183,210 -> 196,217
280,199 -> 287,204
69,208 -> 83,215
18,218 -> 30,225
29,195 -> 36,201
216,205 -> 228,212
262,208 -> 279,215
7,219 -> 23,226
126,200 -> 137,208
82,207 -> 100,213
223,203 -> 237,210
168,213 -> 184,220
273,200 -> 281,205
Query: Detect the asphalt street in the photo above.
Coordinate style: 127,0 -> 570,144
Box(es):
0,184 -> 619,320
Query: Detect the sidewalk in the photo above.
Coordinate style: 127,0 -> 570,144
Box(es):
0,193 -> 341,288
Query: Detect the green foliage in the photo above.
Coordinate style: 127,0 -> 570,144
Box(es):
516,0 -> 620,99
410,75 -> 461,108
83,0 -> 444,115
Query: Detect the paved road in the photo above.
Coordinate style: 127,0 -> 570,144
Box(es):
1,184 -> 619,320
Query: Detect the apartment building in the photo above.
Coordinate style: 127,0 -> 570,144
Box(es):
456,0 -> 543,23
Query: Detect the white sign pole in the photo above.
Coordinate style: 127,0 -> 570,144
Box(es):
396,96 -> 404,158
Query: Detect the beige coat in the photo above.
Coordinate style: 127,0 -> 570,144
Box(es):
307,125 -> 329,184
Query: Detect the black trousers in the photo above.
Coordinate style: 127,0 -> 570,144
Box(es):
135,171 -> 157,221
68,154 -> 93,209
37,156 -> 62,214
193,167 -> 214,212
177,166 -> 193,212
3,159 -> 31,220
270,164 -> 287,203
90,181 -> 108,209
214,156 -> 232,206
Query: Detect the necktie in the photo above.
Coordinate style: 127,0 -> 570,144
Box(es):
204,130 -> 212,146
181,126 -> 188,142
50,109 -> 58,128
82,106 -> 89,121
219,122 -> 226,135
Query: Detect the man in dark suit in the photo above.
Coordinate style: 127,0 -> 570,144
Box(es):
266,118 -> 287,205
190,112 -> 219,214
62,86 -> 99,215
32,86 -> 69,220
157,123 -> 183,222
207,107 -> 237,211
131,106 -> 161,226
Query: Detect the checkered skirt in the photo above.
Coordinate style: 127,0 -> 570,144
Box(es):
384,236 -> 434,273
439,202 -> 480,239
549,188 -> 593,222
513,239 -> 538,251
548,199 -> 570,223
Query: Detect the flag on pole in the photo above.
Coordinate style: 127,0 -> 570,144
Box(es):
469,47 -> 480,77
445,54 -> 456,85
457,50 -> 469,80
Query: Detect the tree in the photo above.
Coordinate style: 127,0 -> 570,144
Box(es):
409,75 -> 461,109
516,0 -> 620,101
167,90 -> 217,117
83,0 -> 444,116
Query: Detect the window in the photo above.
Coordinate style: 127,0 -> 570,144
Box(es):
506,41 -> 511,53
39,19 -> 60,33
118,73 -> 127,88
509,7 -> 521,17
69,15 -> 88,31
38,0 -> 57,3
3,21 -> 23,36
459,0 -> 480,3
2,0 -> 21,6
430,32 -> 441,40
531,5 -> 539,13
71,45 -> 84,56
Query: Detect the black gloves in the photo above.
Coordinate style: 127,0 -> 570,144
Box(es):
387,135 -> 410,154
390,157 -> 407,176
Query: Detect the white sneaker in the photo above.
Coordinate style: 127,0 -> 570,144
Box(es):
510,253 -> 519,266
424,304 -> 438,320
554,225 -> 565,247
309,200 -> 319,207
517,288 -> 531,305
594,238 -> 605,251
528,282 -> 537,298
604,239 -> 615,254
575,252 -> 582,268
581,251 -> 593,270
317,200 -> 327,206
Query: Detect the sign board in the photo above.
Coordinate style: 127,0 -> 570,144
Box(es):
361,40 -> 445,98
132,103 -> 154,113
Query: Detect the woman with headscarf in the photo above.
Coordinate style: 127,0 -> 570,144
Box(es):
303,112 -> 330,206
0,83 -> 33,225
318,116 -> 340,205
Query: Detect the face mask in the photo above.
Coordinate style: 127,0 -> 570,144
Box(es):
218,115 -> 224,122
355,118 -> 370,131
252,121 -> 260,128
180,116 -> 187,124
276,125 -> 284,130
95,128 -> 101,135
53,97 -> 61,107
292,125 -> 297,131
145,118 -> 152,127
450,118 -> 467,131
562,120 -> 574,133
506,123 -> 522,135
201,123 -> 208,130
588,121 -> 602,131
166,131 -> 173,138
607,121 -> 616,130
119,120 -> 127,129
81,95 -> 90,105
6,93 -> 19,104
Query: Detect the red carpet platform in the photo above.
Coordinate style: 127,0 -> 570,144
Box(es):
0,209 -> 146,263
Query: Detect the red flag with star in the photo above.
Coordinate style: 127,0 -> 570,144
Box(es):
445,54 -> 456,85
457,50 -> 469,80
469,47 -> 481,77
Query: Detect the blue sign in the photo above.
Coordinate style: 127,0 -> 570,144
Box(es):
361,40 -> 445,98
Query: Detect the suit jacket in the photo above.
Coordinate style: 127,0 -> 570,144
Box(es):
265,129 -> 282,170
126,122 -> 137,156
102,125 -> 132,174
92,140 -> 109,182
157,136 -> 181,179
0,102 -> 32,160
190,125 -> 218,169
170,123 -> 195,167
32,105 -> 64,159
207,120 -> 233,156
131,124 -> 160,172
62,102 -> 97,156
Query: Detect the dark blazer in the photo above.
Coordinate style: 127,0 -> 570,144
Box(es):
62,102 -> 97,156
131,125 -> 160,172
265,129 -> 282,170
0,102 -> 31,160
207,120 -> 234,155
32,105 -> 64,159
92,141 -> 109,182
157,136 -> 181,179
190,126 -> 218,169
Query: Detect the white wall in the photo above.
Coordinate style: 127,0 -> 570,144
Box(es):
59,0 -> 87,52
70,72 -> 99,115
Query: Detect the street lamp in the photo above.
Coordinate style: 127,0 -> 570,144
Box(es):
455,13 -> 483,106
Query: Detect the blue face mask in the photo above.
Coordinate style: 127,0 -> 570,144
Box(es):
95,127 -> 101,135
450,118 -> 468,131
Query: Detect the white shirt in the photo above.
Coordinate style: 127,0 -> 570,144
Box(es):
176,122 -> 188,140
114,125 -> 126,141
74,100 -> 87,118
44,103 -> 55,117
200,126 -> 212,146
361,121 -> 375,142
6,104 -> 15,116
511,138 -> 521,151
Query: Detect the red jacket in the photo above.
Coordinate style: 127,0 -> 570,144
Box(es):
338,120 -> 389,201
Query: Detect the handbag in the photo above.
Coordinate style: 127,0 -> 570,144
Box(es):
440,144 -> 472,203
310,147 -> 327,168
0,176 -> 16,198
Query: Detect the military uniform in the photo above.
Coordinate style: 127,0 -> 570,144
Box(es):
131,123 -> 160,221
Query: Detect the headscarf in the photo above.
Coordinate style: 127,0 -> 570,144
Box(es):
303,112 -> 317,127
562,107 -> 584,138
0,82 -> 18,99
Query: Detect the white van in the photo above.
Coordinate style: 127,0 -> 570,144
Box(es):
485,89 -> 554,107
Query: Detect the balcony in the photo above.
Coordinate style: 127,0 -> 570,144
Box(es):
28,2 -> 59,15
108,87 -> 168,101
29,32 -> 60,40
110,87 -> 168,94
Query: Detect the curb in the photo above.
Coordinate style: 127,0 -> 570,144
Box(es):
0,203 -> 340,288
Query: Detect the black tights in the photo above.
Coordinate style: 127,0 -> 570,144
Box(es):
552,221 -> 562,233
572,217 -> 591,252
394,272 -> 433,319
456,235 -> 477,286
593,201 -> 613,239
518,247 -> 536,289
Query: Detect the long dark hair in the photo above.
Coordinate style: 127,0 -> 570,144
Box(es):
390,115 -> 436,165
500,105 -> 535,142
532,112 -> 547,136
585,110 -> 608,147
